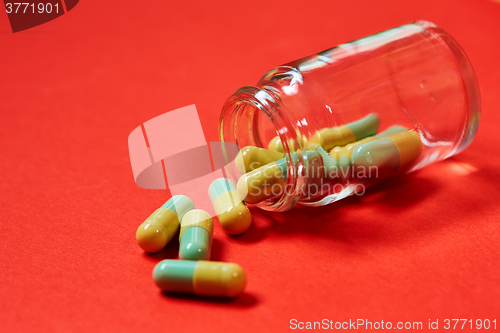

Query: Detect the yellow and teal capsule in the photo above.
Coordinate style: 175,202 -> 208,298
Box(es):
136,195 -> 194,253
329,126 -> 407,160
317,128 -> 421,180
153,260 -> 247,298
308,113 -> 380,151
236,151 -> 326,204
320,126 -> 408,179
235,146 -> 284,174
350,129 -> 422,177
179,209 -> 213,260
236,152 -> 295,204
209,178 -> 252,235
267,114 -> 380,152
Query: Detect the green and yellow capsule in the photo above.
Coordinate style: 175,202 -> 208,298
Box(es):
329,125 -> 407,160
236,150 -> 324,204
350,129 -> 422,177
309,113 -> 380,151
209,178 -> 252,235
319,125 -> 407,179
153,260 -> 247,298
267,130 -> 308,153
237,153 -> 296,204
267,114 -> 380,153
235,146 -> 284,174
267,136 -> 285,153
136,195 -> 194,253
179,209 -> 213,260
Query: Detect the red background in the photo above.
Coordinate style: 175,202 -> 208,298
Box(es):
1,0 -> 499,332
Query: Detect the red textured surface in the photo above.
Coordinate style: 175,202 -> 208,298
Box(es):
1,0 -> 499,332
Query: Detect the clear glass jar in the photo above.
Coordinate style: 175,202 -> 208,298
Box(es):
219,20 -> 480,212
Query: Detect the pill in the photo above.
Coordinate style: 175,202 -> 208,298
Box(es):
240,128 -> 420,203
267,114 -> 380,153
136,195 -> 194,253
267,130 -> 308,153
350,129 -> 422,177
321,126 -> 407,179
179,209 -> 213,260
267,134 -> 311,152
309,113 -> 380,151
267,136 -> 285,153
329,126 -> 407,160
237,153 -> 297,204
318,128 -> 420,180
237,150 -> 326,203
153,259 -> 247,298
235,146 -> 284,174
209,178 -> 252,235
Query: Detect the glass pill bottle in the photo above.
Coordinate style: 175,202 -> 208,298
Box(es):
219,21 -> 480,212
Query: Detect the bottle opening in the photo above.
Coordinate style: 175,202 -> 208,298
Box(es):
219,86 -> 304,211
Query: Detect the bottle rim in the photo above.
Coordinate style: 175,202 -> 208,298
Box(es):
219,85 -> 305,211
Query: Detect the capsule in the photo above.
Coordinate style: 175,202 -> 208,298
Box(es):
350,129 -> 422,178
267,133 -> 311,152
308,113 -> 380,151
267,130 -> 309,153
240,128 -> 421,202
321,126 -> 407,179
235,146 -> 284,174
267,114 -> 380,153
136,195 -> 194,253
236,151 -> 325,203
179,209 -> 213,260
267,136 -> 285,153
237,153 -> 296,204
153,260 -> 247,298
209,178 -> 252,235
329,126 -> 407,160
318,128 -> 421,180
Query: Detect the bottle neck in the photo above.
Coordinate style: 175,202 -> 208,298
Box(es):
219,85 -> 305,211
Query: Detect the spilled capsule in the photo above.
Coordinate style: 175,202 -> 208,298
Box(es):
136,195 -> 194,253
179,209 -> 213,260
209,178 -> 252,235
153,260 -> 247,298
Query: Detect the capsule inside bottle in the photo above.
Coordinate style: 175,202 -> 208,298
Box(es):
267,114 -> 380,153
235,146 -> 284,174
351,129 -> 423,179
238,127 -> 422,205
237,153 -> 292,204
